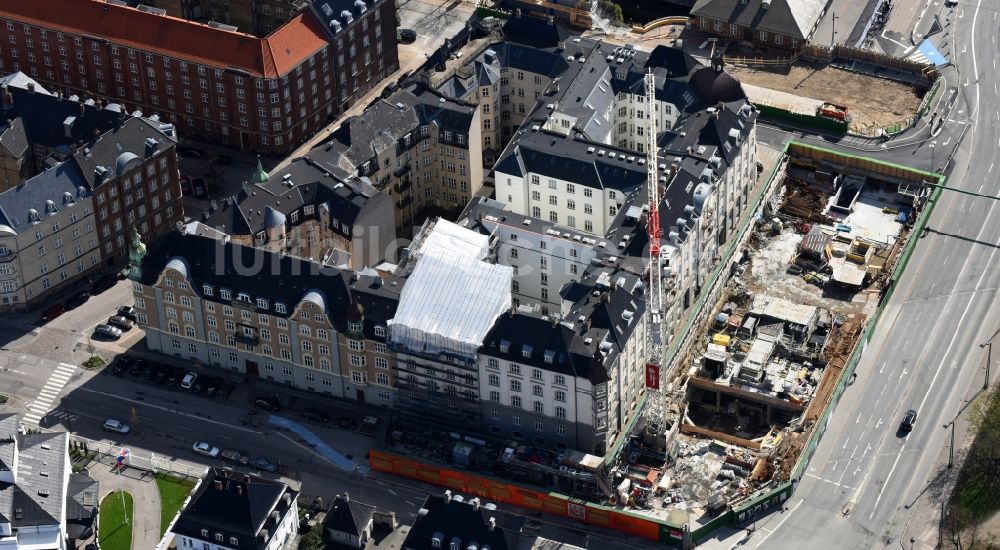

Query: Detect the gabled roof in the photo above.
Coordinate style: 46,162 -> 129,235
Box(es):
690,0 -> 826,39
324,496 -> 375,536
4,84 -> 127,152
501,13 -> 572,49
402,494 -> 517,550
0,118 -> 28,159
0,431 -> 68,528
0,0 -> 330,77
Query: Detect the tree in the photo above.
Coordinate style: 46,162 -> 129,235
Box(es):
297,525 -> 326,550
598,0 -> 623,23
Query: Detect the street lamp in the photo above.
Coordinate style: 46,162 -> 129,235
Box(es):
981,341 -> 992,390
943,421 -> 955,468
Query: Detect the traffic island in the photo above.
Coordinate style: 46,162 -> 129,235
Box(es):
98,490 -> 134,550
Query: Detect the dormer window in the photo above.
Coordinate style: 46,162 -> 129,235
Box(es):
256,298 -> 268,310
499,340 -> 510,353
521,344 -> 533,358
544,350 -> 555,364
230,536 -> 239,546
201,528 -> 209,538
220,289 -> 232,300
202,284 -> 213,296
215,533 -> 224,542
348,320 -> 362,332
374,325 -> 386,337
275,302 -> 287,314
237,292 -> 251,303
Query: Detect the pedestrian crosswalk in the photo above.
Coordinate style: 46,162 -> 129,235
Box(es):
22,363 -> 77,426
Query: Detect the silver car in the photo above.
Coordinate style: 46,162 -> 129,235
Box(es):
192,441 -> 219,457
94,324 -> 122,340
102,419 -> 130,434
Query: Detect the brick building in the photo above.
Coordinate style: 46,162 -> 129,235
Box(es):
0,0 -> 399,154
690,0 -> 828,50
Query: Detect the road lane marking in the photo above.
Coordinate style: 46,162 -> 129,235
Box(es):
388,489 -> 397,495
843,437 -> 851,449
942,255 -> 949,267
753,499 -> 803,549
75,387 -> 262,434
880,383 -> 887,395
879,361 -> 887,374
991,163 -> 995,174
856,411 -> 863,423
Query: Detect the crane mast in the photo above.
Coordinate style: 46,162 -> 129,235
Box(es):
645,69 -> 664,375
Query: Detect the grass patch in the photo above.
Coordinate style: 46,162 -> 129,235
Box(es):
83,355 -> 106,370
155,473 -> 196,537
98,491 -> 133,550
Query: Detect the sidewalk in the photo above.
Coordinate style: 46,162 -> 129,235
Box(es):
83,463 -> 162,550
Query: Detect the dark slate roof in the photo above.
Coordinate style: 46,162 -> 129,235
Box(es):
139,230 -> 401,330
171,467 -> 297,550
3,85 -> 127,151
501,13 -> 572,49
72,117 -> 177,189
309,0 -> 383,40
0,160 -> 90,233
0,431 -> 68,528
66,473 -> 98,539
690,0 -> 825,39
690,67 -> 746,105
402,494 -> 520,550
646,45 -> 701,77
493,129 -> 647,192
324,495 -> 375,536
0,117 -> 29,158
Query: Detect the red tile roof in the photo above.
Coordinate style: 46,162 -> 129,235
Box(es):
263,13 -> 329,76
0,0 -> 329,78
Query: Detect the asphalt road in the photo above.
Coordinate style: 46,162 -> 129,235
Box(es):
710,1 -> 997,548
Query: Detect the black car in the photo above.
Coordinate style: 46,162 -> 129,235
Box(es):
205,377 -> 223,396
117,305 -> 138,321
153,364 -> 169,384
166,367 -> 184,388
192,379 -> 206,393
128,358 -> 145,376
64,292 -> 90,310
111,356 -> 132,376
899,409 -> 917,435
141,362 -> 156,380
337,416 -> 358,430
302,408 -> 329,424
398,28 -> 417,43
253,396 -> 281,412
250,457 -> 279,473
192,177 -> 208,198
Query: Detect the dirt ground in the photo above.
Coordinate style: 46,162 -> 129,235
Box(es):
726,63 -> 924,129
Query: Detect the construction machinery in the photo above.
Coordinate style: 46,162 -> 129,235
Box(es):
817,102 -> 850,123
644,68 -> 666,407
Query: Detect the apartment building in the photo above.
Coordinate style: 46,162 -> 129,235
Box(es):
202,157 -> 396,269
309,82 -> 483,235
133,227 -> 402,405
0,161 -> 98,312
73,117 -> 182,266
0,0 -> 398,154
152,0 -> 308,36
388,219 -> 513,427
691,0 -> 827,50
168,467 -> 298,550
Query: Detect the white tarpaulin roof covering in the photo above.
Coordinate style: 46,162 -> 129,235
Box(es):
390,221 -> 512,360
419,218 -> 490,260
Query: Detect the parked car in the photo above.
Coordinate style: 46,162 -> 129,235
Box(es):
253,396 -> 281,412
111,356 -> 131,376
398,28 -> 417,43
40,303 -> 65,322
141,362 -> 156,380
91,275 -> 118,294
221,449 -> 249,465
181,372 -> 198,389
205,376 -> 223,397
167,367 -> 184,389
192,441 -> 220,457
153,364 -> 169,384
178,147 -> 205,159
302,408 -> 329,424
94,324 -> 122,340
102,419 -> 130,434
180,175 -> 192,196
108,315 -> 134,331
336,416 -> 358,430
250,457 -> 279,472
129,358 -> 145,376
899,409 -> 917,435
192,177 -> 207,198
65,292 -> 90,310
117,306 -> 138,321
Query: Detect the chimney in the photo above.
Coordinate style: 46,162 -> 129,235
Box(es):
444,490 -> 452,503
472,498 -> 481,510
26,82 -> 35,93
63,116 -> 76,139
344,492 -> 350,503
144,137 -> 159,158
488,517 -> 496,531
236,485 -> 244,496
213,480 -> 223,492
222,468 -> 232,478
94,165 -> 109,186
547,15 -> 554,25
243,474 -> 251,484
259,529 -> 269,542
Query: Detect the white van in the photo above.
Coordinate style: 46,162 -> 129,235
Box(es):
181,372 -> 198,389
